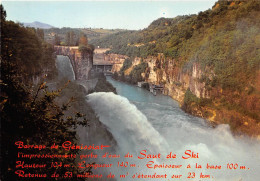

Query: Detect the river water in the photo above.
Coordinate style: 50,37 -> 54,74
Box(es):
86,77 -> 260,181
56,53 -> 260,180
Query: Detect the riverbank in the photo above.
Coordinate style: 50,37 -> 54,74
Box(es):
95,76 -> 260,180
111,71 -> 260,138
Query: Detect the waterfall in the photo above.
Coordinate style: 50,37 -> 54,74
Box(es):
84,91 -> 260,181
87,92 -> 169,155
56,55 -> 75,81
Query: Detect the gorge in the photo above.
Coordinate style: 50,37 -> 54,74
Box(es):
2,1 -> 260,180
54,53 -> 260,180
90,0 -> 260,137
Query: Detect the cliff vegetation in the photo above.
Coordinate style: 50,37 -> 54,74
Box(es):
91,0 -> 260,137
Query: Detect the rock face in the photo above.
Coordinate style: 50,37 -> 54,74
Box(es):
110,53 -> 260,137
108,53 -> 208,101
54,46 -> 93,80
73,53 -> 93,80
147,55 -> 209,102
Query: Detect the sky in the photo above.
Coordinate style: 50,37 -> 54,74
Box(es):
2,0 -> 217,30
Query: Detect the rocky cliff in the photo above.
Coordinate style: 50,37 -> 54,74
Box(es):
108,53 -> 260,138
91,0 -> 260,137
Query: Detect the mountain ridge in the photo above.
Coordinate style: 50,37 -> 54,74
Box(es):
23,21 -> 55,29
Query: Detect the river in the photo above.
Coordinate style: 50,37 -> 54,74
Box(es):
55,55 -> 259,180
86,77 -> 260,181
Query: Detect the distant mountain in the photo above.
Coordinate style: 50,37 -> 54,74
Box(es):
23,21 -> 55,29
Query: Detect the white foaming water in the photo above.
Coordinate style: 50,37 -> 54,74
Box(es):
86,86 -> 260,181
87,92 -> 169,155
56,55 -> 75,80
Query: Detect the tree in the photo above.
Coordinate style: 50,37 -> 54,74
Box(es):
53,34 -> 61,45
79,33 -> 88,46
0,4 -> 6,23
1,70 -> 89,180
1,6 -> 89,179
65,31 -> 71,45
36,28 -> 44,40
65,31 -> 75,46
69,31 -> 75,46
78,44 -> 94,58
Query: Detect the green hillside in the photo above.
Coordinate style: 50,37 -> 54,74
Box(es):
91,0 -> 260,93
44,27 -> 124,45
90,0 -> 260,135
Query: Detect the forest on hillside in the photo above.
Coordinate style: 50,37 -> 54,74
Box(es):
0,5 -> 92,180
91,0 -> 260,134
44,27 -> 124,46
91,0 -> 260,90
